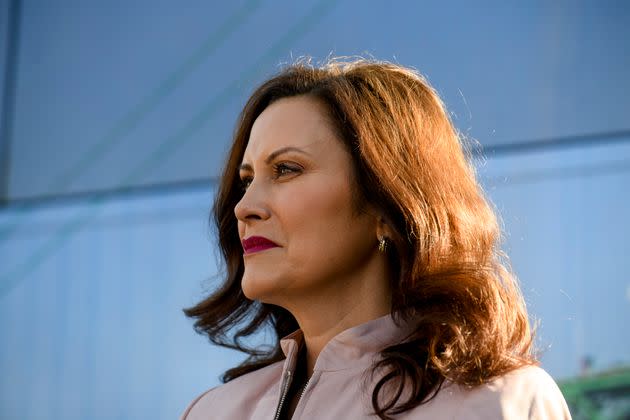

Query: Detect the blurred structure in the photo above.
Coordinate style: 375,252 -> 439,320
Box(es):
1,1 -> 629,419
559,367 -> 630,420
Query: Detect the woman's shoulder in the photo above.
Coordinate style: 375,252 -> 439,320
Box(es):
179,359 -> 285,420
450,365 -> 572,419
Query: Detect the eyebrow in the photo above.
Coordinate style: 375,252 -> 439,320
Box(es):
239,146 -> 311,171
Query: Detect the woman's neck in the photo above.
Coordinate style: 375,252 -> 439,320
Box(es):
281,252 -> 393,376
297,302 -> 391,376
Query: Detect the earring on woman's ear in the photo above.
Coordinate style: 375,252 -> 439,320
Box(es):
378,237 -> 388,253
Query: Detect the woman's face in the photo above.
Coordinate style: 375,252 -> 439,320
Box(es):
235,96 -> 380,307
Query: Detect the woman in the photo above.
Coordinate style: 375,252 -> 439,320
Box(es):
181,58 -> 571,419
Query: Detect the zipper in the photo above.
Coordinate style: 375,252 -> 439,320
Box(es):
273,370 -> 292,420
298,375 -> 312,403
285,374 -> 313,419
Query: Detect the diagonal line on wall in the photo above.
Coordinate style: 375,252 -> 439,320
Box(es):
0,0 -> 340,299
0,0 -> 261,241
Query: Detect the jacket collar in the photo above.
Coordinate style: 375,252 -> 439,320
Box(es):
279,314 -> 415,372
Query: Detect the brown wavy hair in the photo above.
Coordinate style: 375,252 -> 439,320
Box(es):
184,57 -> 536,419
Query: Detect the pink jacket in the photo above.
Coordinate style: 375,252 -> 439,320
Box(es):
181,315 -> 572,419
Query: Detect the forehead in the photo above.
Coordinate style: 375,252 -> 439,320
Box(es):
243,96 -> 338,161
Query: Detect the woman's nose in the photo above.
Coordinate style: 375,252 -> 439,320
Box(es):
234,181 -> 271,222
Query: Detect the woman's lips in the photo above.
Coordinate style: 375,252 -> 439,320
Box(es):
241,236 -> 279,255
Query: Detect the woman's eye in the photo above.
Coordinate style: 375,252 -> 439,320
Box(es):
274,163 -> 301,178
239,176 -> 253,190
239,164 -> 300,191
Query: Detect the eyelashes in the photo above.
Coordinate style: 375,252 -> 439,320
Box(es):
239,162 -> 302,191
239,176 -> 253,191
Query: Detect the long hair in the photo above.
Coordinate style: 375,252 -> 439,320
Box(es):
184,57 -> 535,419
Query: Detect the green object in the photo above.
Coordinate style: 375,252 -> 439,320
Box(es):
559,367 -> 630,420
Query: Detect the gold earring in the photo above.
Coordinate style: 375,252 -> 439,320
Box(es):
378,237 -> 388,253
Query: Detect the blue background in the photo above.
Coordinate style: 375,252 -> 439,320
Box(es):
0,1 -> 628,419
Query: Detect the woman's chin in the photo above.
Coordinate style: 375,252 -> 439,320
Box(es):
241,275 -> 282,303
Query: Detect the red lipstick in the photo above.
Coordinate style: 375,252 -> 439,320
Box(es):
241,236 -> 279,255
